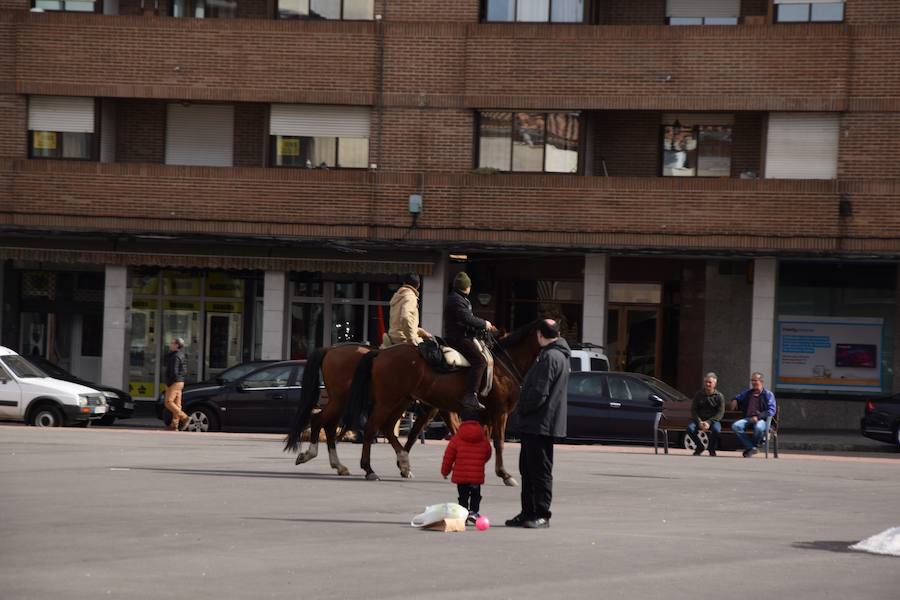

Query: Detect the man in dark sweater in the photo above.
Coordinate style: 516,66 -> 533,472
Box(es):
687,372 -> 726,456
506,319 -> 570,530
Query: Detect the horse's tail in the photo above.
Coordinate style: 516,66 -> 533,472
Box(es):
284,347 -> 328,453
344,349 -> 379,431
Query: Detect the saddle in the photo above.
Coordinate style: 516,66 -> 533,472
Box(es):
418,337 -> 494,396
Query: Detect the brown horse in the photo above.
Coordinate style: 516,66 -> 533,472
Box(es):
284,344 -> 457,476
345,321 -> 543,484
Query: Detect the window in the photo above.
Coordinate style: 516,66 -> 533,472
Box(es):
661,115 -> 733,177
270,105 -> 370,169
0,356 -> 45,379
477,111 -> 580,173
774,1 -> 844,23
170,0 -> 237,18
277,0 -> 373,20
764,113 -> 839,179
32,0 -> 97,12
28,96 -> 96,161
241,365 -> 294,389
606,376 -> 633,401
666,0 -> 739,25
484,0 -> 584,23
569,373 -> 604,396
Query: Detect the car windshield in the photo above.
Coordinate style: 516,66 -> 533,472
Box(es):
640,375 -> 690,403
1,355 -> 46,378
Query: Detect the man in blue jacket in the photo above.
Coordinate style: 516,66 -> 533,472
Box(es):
731,372 -> 776,458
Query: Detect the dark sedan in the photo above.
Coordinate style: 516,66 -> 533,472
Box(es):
25,356 -> 134,426
565,371 -> 681,443
154,359 -> 276,420
861,395 -> 900,447
160,360 -> 308,432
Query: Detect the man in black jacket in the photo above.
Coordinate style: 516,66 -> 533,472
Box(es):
506,319 -> 570,529
444,272 -> 496,411
163,338 -> 190,431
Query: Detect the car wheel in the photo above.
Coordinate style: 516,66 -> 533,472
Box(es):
97,415 -> 117,426
682,431 -> 708,451
30,404 -> 63,427
183,406 -> 219,432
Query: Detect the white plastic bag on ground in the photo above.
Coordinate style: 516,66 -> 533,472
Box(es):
850,527 -> 900,557
410,503 -> 469,528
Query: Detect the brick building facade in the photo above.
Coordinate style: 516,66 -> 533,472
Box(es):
1,0 -> 898,430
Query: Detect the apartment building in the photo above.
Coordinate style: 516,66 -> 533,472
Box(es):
1,0 -> 898,428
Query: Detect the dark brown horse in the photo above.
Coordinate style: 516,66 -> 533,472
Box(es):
345,321 -> 543,484
283,344 -> 458,476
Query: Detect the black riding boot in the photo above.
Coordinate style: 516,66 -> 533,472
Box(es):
461,393 -> 485,411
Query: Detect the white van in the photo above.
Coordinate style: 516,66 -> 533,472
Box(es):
0,346 -> 107,427
569,344 -> 610,372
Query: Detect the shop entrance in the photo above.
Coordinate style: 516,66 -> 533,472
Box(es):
606,284 -> 663,378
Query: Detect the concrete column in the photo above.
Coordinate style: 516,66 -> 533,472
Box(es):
421,254 -> 448,337
101,265 -> 128,389
582,254 -> 608,346
749,258 -> 777,381
261,271 -> 288,360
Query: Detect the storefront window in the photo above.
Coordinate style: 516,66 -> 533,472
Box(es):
289,279 -> 394,350
775,262 -> 896,396
290,303 -> 324,360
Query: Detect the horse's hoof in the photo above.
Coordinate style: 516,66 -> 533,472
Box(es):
401,471 -> 414,479
337,467 -> 350,476
503,476 -> 519,487
294,454 -> 306,465
365,472 -> 380,481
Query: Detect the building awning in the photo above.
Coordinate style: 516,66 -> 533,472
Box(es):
0,246 -> 434,276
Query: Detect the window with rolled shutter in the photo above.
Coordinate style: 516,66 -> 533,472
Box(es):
28,96 -> 96,160
666,0 -> 740,18
764,113 -> 839,180
165,103 -> 234,167
269,105 -> 370,168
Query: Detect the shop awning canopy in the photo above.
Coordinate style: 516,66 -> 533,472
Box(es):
0,246 -> 434,276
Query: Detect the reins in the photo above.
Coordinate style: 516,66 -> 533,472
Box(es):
487,333 -> 526,386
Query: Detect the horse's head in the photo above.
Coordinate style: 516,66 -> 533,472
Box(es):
495,319 -> 545,376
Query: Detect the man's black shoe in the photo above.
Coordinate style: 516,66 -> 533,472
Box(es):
743,447 -> 758,458
461,393 -> 485,411
708,450 -> 717,457
522,518 -> 550,529
505,514 -> 527,528
692,447 -> 704,456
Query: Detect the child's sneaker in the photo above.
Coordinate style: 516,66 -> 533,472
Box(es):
466,512 -> 480,526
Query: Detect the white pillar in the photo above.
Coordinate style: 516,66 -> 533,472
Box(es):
582,254 -> 608,346
101,265 -> 128,389
749,257 -> 777,380
261,271 -> 287,360
421,254 -> 448,337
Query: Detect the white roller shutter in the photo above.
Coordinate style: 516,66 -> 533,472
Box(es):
666,0 -> 740,17
28,96 -> 95,133
165,104 -> 234,167
269,105 -> 371,138
764,113 -> 839,180
773,0 -> 841,4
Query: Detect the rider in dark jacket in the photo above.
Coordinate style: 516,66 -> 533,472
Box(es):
444,272 -> 496,411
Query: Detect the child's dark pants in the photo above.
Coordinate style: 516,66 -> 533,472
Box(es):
457,484 -> 482,513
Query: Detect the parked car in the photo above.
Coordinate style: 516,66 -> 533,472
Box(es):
860,395 -> 900,447
564,371 -> 676,443
0,346 -> 108,427
569,344 -> 610,372
24,356 -> 133,426
157,360 -> 310,432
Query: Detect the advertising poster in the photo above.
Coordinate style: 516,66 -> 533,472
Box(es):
776,316 -> 884,393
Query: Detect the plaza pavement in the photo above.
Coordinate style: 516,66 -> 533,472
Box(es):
0,424 -> 898,600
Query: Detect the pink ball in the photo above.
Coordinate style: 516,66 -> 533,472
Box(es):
475,516 -> 490,531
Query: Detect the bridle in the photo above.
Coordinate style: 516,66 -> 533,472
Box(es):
486,333 -> 527,386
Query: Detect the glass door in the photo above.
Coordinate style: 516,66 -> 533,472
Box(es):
205,310 -> 242,379
129,300 -> 158,398
161,302 -> 201,385
606,306 -> 662,377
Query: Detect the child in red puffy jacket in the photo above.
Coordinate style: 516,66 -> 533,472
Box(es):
441,412 -> 492,523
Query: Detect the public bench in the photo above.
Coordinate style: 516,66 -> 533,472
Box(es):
654,405 -> 779,458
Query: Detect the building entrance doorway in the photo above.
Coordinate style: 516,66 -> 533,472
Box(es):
606,283 -> 663,378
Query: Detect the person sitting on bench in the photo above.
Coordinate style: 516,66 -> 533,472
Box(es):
731,372 -> 777,458
687,372 -> 725,456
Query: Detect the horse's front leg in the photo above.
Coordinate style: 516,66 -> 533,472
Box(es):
403,405 -> 437,453
492,412 -> 518,487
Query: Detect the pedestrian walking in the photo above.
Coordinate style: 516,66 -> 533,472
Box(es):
163,338 -> 189,431
441,409 -> 492,525
506,319 -> 570,529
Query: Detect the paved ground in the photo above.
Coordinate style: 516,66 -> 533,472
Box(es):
1,426 -> 898,600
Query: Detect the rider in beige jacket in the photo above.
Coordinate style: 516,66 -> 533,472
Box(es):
382,274 -> 432,347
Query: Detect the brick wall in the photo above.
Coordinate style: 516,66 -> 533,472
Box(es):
591,111 -> 659,177
379,108 -> 473,172
377,0 -> 479,22
0,95 -> 26,158
115,100 -> 166,163
233,103 -> 267,167
845,0 -> 900,24
838,113 -> 900,179
740,0 -> 768,19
